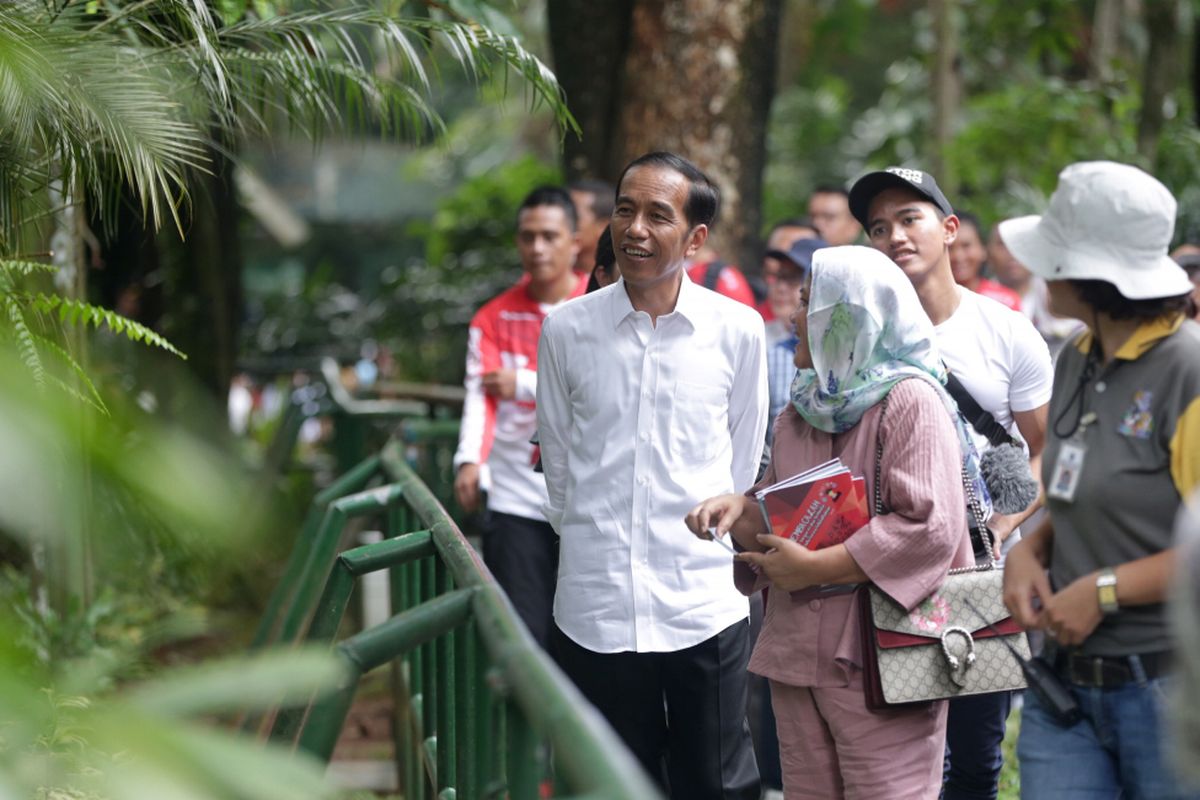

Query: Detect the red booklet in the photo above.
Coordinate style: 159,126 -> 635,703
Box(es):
755,459 -> 869,550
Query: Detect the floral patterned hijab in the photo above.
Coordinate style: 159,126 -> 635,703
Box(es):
790,245 -> 991,517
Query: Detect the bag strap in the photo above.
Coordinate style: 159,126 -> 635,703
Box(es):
703,259 -> 726,291
944,372 -> 1018,449
873,387 -> 997,569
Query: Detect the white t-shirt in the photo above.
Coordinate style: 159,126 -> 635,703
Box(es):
936,288 -> 1054,453
936,289 -> 1054,551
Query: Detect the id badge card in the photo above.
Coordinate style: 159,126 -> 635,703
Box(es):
1048,441 -> 1086,502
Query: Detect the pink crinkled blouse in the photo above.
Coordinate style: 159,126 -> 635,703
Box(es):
738,378 -> 975,689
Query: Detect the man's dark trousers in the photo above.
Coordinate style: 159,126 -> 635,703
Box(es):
553,619 -> 761,800
942,690 -> 1013,799
481,510 -> 558,648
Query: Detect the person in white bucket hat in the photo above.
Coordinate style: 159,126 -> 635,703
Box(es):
1000,160 -> 1200,800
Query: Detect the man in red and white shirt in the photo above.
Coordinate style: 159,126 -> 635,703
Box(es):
453,186 -> 588,648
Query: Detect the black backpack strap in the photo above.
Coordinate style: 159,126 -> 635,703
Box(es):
703,259 -> 726,291
944,371 -> 1019,449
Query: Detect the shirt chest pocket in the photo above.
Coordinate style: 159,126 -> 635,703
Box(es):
669,381 -> 729,466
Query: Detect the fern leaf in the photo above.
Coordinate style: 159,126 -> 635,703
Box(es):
3,292 -> 45,386
27,294 -> 186,359
32,332 -> 108,414
0,259 -> 58,279
44,371 -> 108,414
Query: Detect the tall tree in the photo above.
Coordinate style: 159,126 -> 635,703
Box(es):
548,0 -> 784,269
1138,0 -> 1184,164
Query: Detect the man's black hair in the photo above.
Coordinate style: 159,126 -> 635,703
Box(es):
766,216 -> 817,237
586,225 -> 617,294
811,184 -> 849,198
519,185 -> 578,231
615,152 -> 720,229
594,225 -> 616,271
568,179 -> 616,220
956,210 -> 986,239
1070,279 -> 1191,321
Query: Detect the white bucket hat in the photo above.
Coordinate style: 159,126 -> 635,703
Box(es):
998,161 -> 1191,301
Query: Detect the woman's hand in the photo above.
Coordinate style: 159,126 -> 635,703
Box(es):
1040,573 -> 1103,646
735,534 -> 821,592
685,493 -> 752,542
1001,536 -> 1053,630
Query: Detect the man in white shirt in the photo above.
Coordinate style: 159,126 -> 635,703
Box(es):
537,152 -> 767,800
850,167 -> 1053,800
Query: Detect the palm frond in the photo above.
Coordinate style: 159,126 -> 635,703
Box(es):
0,2 -> 209,239
158,8 -> 576,141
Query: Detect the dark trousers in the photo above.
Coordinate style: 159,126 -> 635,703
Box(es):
552,620 -> 760,800
746,592 -> 783,790
942,690 -> 1013,800
481,510 -> 558,649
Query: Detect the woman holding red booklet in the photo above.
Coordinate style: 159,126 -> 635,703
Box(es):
685,245 -> 978,800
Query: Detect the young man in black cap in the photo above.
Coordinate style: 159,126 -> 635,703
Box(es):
849,167 -> 1054,800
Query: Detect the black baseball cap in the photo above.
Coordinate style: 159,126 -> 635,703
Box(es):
764,237 -> 830,275
848,167 -> 954,229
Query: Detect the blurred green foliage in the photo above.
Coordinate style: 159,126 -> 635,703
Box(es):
385,154 -> 562,384
0,342 -> 344,799
764,0 -> 1198,240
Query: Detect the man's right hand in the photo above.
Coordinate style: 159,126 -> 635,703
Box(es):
454,463 -> 481,513
1001,537 -> 1053,630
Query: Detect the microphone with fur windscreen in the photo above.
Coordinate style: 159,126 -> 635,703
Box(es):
980,442 -> 1040,515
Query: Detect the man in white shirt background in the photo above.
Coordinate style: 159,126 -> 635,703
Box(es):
850,166 -> 1053,800
537,152 -> 767,800
452,186 -> 587,649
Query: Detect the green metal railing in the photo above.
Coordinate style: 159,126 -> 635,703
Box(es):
255,367 -> 662,799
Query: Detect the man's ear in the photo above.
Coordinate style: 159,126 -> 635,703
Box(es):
684,224 -> 709,258
943,214 -> 960,246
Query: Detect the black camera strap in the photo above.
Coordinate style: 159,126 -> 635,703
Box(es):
945,372 -> 1019,449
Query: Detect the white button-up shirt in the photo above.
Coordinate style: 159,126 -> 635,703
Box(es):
537,273 -> 768,653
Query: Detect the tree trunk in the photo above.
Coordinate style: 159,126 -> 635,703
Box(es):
929,0 -> 960,195
549,0 -> 784,269
546,1 -> 635,180
1089,0 -> 1120,83
1138,0 -> 1182,165
160,140 -> 243,399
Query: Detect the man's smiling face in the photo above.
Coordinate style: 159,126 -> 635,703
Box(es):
610,165 -> 706,290
865,187 -> 958,288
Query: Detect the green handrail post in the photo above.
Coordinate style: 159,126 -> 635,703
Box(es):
255,418 -> 668,799
454,620 -> 478,800
436,559 -> 456,793
252,454 -> 382,650
277,483 -> 405,644
506,700 -> 540,800
296,588 -> 476,762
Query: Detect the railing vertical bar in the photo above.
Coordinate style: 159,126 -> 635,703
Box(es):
305,559 -> 355,644
455,620 -> 477,800
435,558 -> 456,794
421,555 -> 437,741
252,453 -> 382,649
506,699 -> 539,800
473,656 -> 496,800
277,505 -> 347,644
295,661 -> 362,762
385,501 -> 411,797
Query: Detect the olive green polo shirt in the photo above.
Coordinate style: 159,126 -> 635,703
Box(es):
1043,314 -> 1200,656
